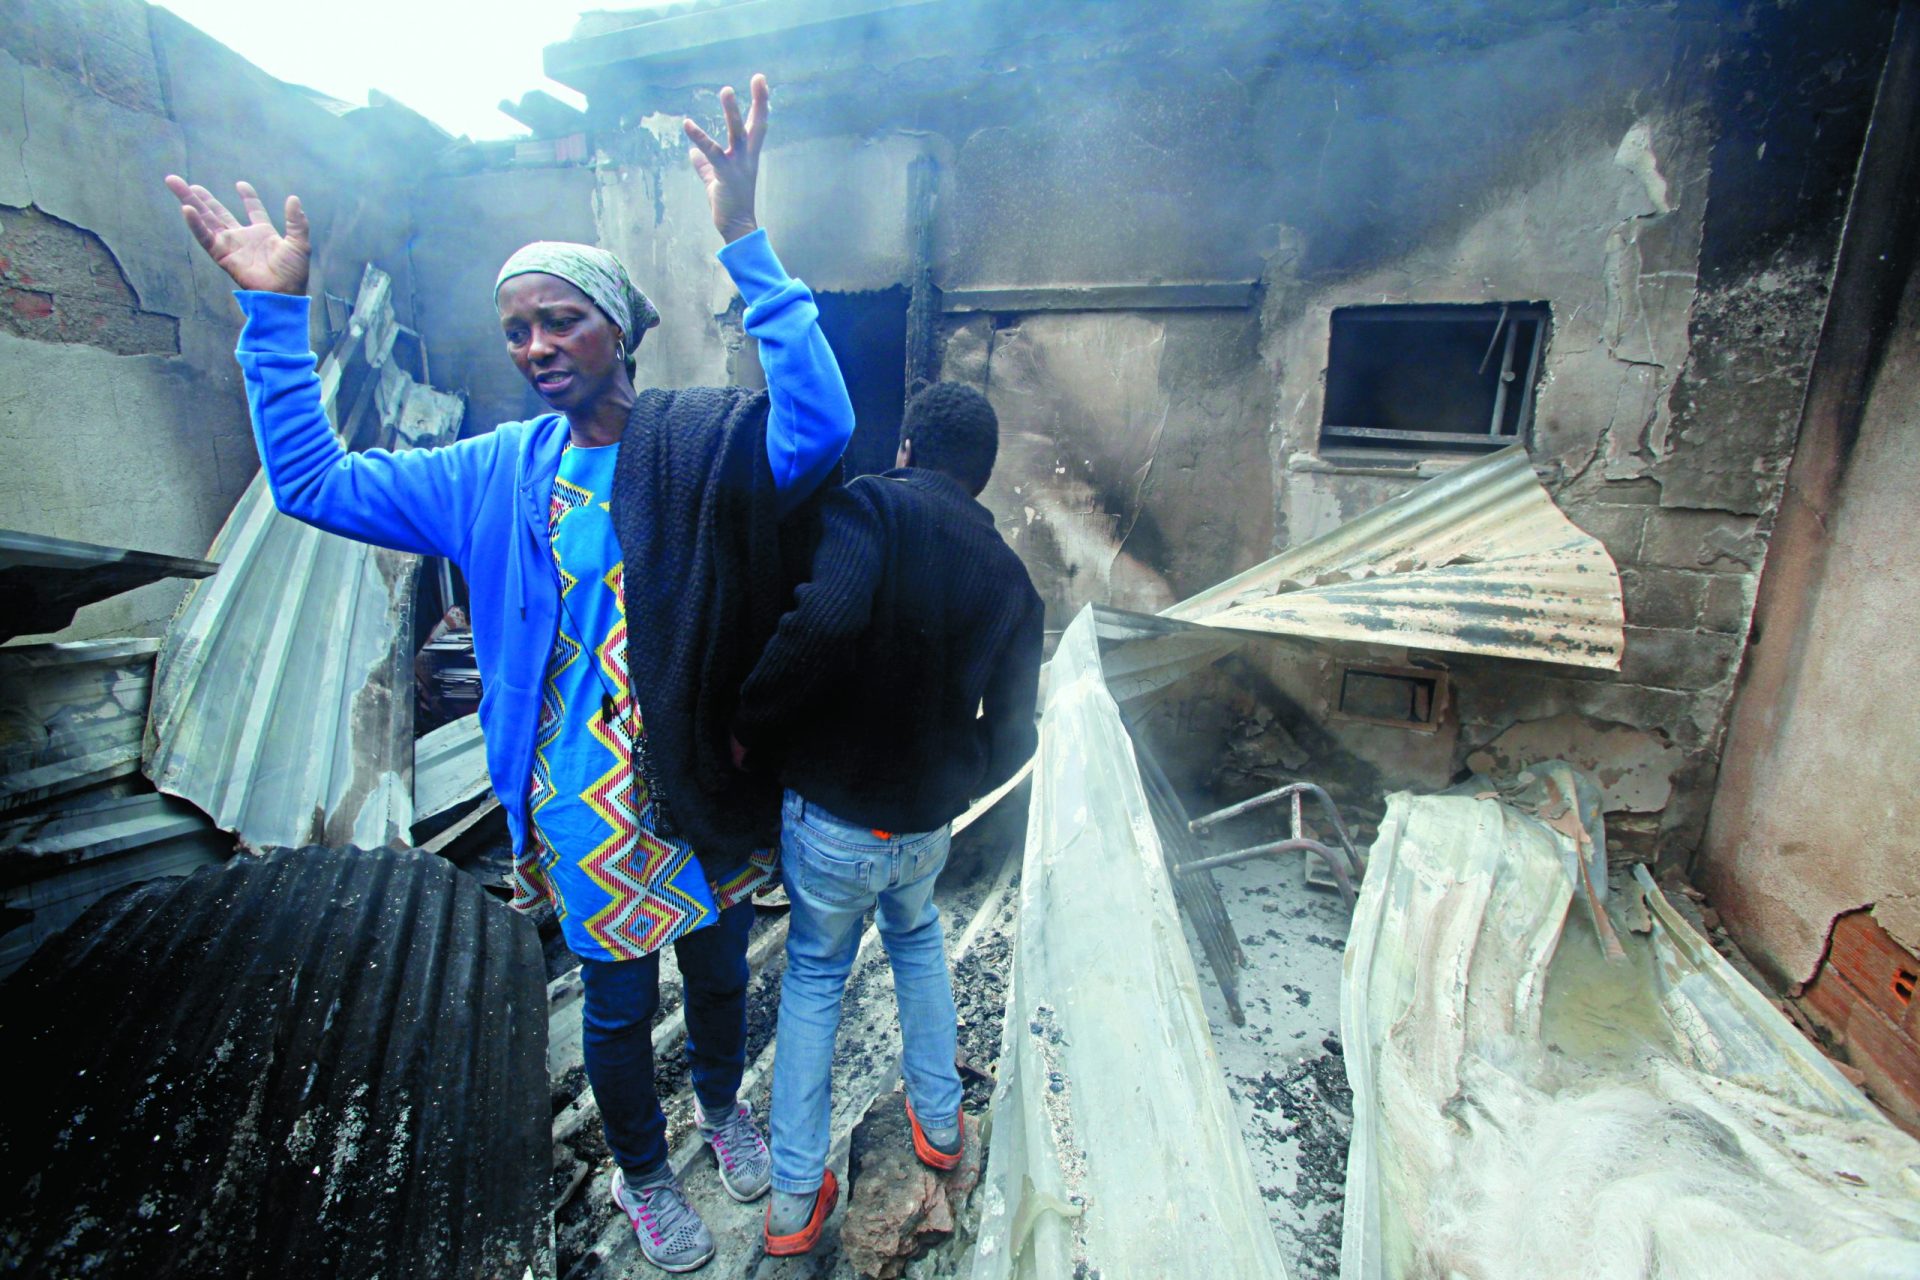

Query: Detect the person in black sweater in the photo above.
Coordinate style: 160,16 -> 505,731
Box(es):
735,382 -> 1043,1255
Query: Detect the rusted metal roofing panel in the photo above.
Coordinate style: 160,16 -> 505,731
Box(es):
1165,445 -> 1625,669
142,266 -> 465,852
0,530 -> 217,641
0,846 -> 548,1277
1092,605 -> 1245,707
413,712 -> 489,825
0,638 -> 160,813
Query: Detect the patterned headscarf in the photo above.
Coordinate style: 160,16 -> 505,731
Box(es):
493,241 -> 660,341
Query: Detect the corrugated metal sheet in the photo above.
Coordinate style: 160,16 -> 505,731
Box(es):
413,713 -> 489,825
0,638 -> 159,813
1165,445 -> 1625,669
0,530 -> 217,641
142,266 -> 465,852
0,791 -> 229,979
0,845 -> 548,1277
1092,605 -> 1245,707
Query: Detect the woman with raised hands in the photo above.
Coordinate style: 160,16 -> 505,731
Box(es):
165,74 -> 852,1274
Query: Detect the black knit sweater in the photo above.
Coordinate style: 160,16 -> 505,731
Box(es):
610,386 -> 832,875
732,469 -> 1044,833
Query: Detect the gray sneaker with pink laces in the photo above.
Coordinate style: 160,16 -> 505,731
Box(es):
695,1097 -> 772,1202
611,1164 -> 714,1273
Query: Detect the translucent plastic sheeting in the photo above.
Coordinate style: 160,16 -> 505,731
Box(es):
1341,782 -> 1920,1280
973,606 -> 1289,1280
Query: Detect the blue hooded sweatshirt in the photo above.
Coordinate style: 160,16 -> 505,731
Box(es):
232,230 -> 853,858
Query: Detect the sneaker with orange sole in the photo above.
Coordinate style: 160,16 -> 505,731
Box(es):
764,1168 -> 839,1257
905,1097 -> 964,1172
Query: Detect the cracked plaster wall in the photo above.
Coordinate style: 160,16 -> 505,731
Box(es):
0,2 -> 428,641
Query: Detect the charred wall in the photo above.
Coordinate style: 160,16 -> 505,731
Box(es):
553,0 -> 1892,868
1698,4 -> 1920,992
0,1 -> 431,641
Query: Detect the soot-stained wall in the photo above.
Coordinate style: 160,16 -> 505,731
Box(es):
556,0 -> 1891,866
0,1 -> 431,641
1696,7 -> 1920,992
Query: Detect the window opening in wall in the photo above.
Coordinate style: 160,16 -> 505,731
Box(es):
1335,666 -> 1444,732
813,288 -> 911,478
1320,302 -> 1549,454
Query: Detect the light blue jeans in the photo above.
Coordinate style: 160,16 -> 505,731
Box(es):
769,789 -> 963,1194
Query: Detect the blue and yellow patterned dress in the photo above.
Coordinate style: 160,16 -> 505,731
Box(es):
509,441 -> 774,961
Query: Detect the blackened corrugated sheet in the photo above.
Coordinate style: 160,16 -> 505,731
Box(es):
0,846 -> 547,1279
0,530 -> 218,642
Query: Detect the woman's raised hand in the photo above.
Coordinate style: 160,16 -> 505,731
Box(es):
684,74 -> 768,245
164,175 -> 310,296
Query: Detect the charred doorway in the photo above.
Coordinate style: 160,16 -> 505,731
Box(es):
814,288 -> 910,478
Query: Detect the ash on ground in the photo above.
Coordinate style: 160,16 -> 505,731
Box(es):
546,815 -> 1022,1279
1180,849 -> 1353,1278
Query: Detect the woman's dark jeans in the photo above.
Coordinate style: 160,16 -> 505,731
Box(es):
577,901 -> 755,1176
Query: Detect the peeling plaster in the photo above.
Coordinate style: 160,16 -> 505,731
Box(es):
1873,895 -> 1920,959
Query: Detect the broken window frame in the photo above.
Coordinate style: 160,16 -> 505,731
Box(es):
1319,302 -> 1549,453
1330,662 -> 1450,734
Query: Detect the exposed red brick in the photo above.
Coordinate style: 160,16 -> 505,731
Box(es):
1799,909 -> 1920,1136
6,287 -> 54,319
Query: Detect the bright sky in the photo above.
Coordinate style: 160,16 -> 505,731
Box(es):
154,1 -> 649,139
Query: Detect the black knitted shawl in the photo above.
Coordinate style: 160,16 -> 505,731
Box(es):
609,386 -> 830,877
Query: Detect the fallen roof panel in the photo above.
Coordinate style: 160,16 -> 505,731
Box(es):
0,845 -> 548,1276
0,638 -> 160,813
1091,605 -> 1246,707
142,266 -> 465,852
0,530 -> 217,641
412,713 -> 489,826
1165,445 -> 1625,669
974,605 -> 1289,1279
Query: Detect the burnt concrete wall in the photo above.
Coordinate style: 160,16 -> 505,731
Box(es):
1698,8 -> 1920,989
0,1 -> 428,641
1699,246 -> 1920,985
561,0 -> 1890,866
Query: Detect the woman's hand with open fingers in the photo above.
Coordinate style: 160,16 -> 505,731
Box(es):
164,176 -> 310,296
684,74 -> 768,244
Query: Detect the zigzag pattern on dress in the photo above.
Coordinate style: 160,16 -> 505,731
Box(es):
528,619 -> 578,823
523,473 -> 594,911
712,848 -> 779,908
550,473 -> 591,524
